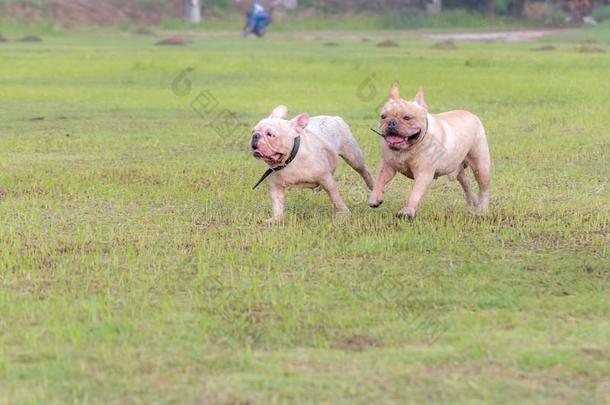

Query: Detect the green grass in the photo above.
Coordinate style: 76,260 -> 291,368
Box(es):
0,27 -> 609,404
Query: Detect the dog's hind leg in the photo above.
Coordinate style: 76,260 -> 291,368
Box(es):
457,166 -> 478,207
473,163 -> 490,212
333,118 -> 375,190
339,138 -> 375,190
319,174 -> 350,214
468,140 -> 491,213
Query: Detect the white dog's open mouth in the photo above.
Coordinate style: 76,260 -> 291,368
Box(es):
253,151 -> 284,164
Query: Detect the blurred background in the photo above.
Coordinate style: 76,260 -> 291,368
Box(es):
1,0 -> 610,32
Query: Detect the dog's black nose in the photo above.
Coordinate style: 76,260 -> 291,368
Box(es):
251,132 -> 261,148
388,119 -> 397,128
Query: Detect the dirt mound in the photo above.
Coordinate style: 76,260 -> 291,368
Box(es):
17,35 -> 42,42
1,0 -> 182,28
431,39 -> 456,50
155,37 -> 191,46
576,44 -> 605,53
376,40 -> 399,48
133,27 -> 157,37
530,45 -> 556,52
0,35 -> 8,43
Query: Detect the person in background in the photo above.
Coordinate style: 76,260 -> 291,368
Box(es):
238,0 -> 272,37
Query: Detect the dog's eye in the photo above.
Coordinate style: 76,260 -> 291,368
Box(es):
403,116 -> 411,121
266,131 -> 272,137
380,114 -> 387,120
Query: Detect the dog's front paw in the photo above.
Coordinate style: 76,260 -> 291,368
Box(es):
396,207 -> 416,220
334,207 -> 350,223
335,207 -> 350,215
265,216 -> 284,225
473,205 -> 489,217
368,194 -> 384,208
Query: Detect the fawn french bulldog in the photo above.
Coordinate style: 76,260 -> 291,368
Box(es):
368,83 -> 491,218
250,105 -> 375,223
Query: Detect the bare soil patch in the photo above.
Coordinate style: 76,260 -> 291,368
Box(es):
334,335 -> 384,351
423,29 -> 576,42
159,29 -> 578,44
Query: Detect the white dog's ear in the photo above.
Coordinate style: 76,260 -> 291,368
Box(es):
390,81 -> 400,101
268,105 -> 288,119
290,113 -> 309,134
414,87 -> 427,110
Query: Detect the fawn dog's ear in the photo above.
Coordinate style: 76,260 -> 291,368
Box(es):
390,81 -> 401,101
414,87 -> 427,110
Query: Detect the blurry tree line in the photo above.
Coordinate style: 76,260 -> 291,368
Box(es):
2,0 -> 609,25
228,0 -> 610,21
288,0 -> 607,17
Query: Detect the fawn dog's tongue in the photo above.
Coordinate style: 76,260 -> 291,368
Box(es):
385,135 -> 405,145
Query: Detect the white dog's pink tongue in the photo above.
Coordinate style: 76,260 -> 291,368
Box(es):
385,135 -> 404,144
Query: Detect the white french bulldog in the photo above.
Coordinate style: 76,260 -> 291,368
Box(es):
250,105 -> 375,223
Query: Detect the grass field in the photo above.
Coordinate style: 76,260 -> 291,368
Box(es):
0,25 -> 609,404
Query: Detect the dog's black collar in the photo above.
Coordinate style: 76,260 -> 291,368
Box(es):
252,136 -> 301,190
371,115 -> 429,144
